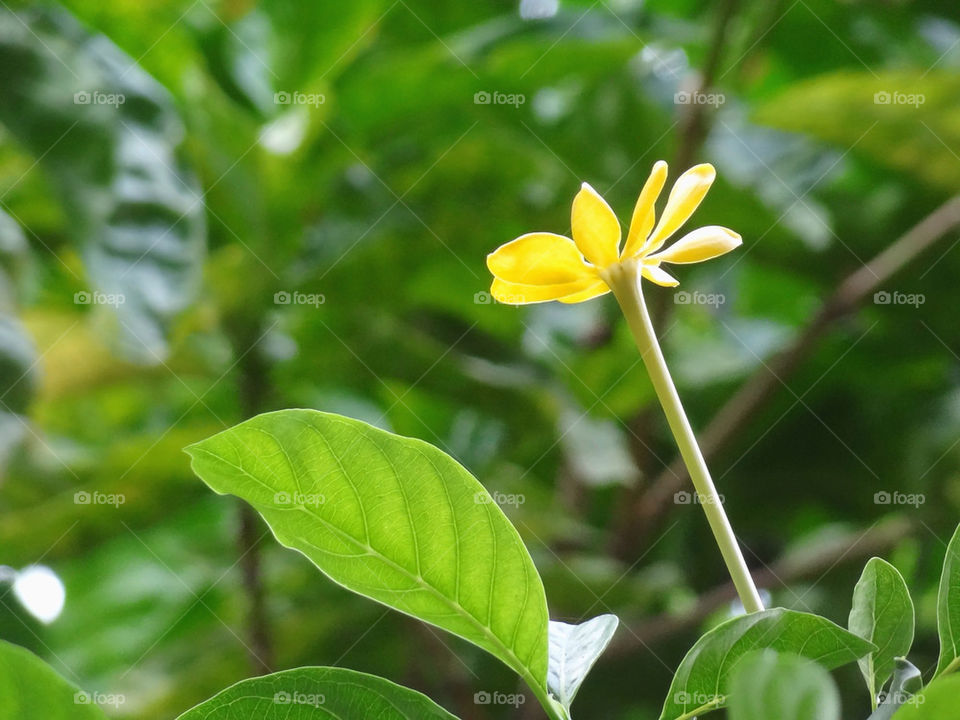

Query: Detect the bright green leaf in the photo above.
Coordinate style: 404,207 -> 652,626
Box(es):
176,667 -> 459,720
728,650 -> 840,720
658,608 -> 875,720
0,640 -> 108,720
547,614 -> 619,718
936,523 -> 960,677
849,557 -> 915,700
186,409 -> 550,702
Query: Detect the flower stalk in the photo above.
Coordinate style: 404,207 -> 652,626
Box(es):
602,259 -> 764,614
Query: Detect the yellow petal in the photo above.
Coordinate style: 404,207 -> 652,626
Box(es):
490,276 -> 595,305
647,226 -> 742,265
640,263 -> 679,287
571,182 -> 621,268
623,160 -> 668,259
487,232 -> 594,285
643,163 -> 716,254
557,280 -> 610,304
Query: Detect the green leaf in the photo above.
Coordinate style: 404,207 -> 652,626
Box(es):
658,608 -> 875,720
0,640 -> 108,719
0,6 -> 205,361
547,614 -> 619,718
868,658 -> 923,720
753,71 -> 960,191
186,409 -> 551,703
176,667 -> 459,719
849,558 -> 915,700
936,523 -> 960,677
890,673 -> 960,720
728,650 -> 840,720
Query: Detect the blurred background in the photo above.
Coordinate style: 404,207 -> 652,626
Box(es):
0,0 -> 959,717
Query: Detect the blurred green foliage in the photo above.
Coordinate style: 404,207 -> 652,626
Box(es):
1,0 -> 959,717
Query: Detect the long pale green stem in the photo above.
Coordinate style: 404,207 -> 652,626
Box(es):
603,260 -> 764,614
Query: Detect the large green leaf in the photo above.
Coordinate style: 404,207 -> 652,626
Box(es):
849,558 -> 915,700
891,673 -> 960,720
728,650 -> 840,720
0,6 -> 205,361
176,667 -> 459,720
0,640 -> 108,720
547,614 -> 619,719
186,409 -> 552,705
658,608 -> 875,720
936,523 -> 960,677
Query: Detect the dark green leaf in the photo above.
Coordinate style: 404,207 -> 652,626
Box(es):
936,523 -> 960,677
658,608 -> 875,720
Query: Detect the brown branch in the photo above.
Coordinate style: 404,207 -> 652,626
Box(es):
610,196 -> 960,559
609,516 -> 912,654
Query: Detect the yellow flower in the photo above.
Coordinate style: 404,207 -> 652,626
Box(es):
487,161 -> 742,304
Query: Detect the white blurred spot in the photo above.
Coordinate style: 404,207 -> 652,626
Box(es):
12,565 -> 66,624
258,108 -> 309,156
520,0 -> 559,20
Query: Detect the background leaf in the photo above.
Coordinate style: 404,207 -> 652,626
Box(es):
0,639 -> 108,720
547,614 -> 619,718
0,6 -> 205,361
658,608 -> 874,720
848,557 -> 915,700
186,409 -> 550,701
728,650 -> 840,720
176,667 -> 459,720
936,523 -> 960,677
